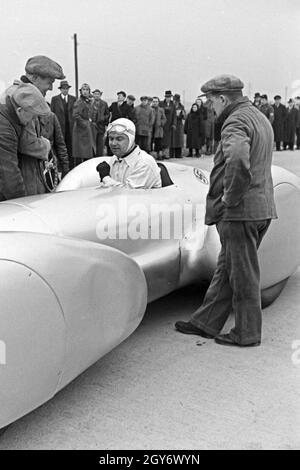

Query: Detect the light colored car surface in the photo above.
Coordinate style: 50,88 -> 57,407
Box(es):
0,159 -> 299,429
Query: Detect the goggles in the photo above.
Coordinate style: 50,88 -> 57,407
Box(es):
106,123 -> 135,136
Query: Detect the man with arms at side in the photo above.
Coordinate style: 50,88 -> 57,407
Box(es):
96,118 -> 161,189
175,74 -> 277,347
51,80 -> 76,169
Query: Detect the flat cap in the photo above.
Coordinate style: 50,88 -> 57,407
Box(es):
92,89 -> 103,94
274,95 -> 281,100
11,83 -> 50,116
260,94 -> 268,100
117,91 -> 126,97
127,94 -> 135,101
25,55 -> 65,79
200,74 -> 244,96
140,95 -> 148,100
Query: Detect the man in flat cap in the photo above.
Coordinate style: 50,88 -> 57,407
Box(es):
258,94 -> 274,124
1,55 -> 66,194
51,80 -> 76,169
176,74 -> 277,347
0,83 -> 50,200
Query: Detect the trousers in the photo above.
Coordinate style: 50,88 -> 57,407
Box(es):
191,219 -> 271,344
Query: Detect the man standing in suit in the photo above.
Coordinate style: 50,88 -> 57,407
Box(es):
175,74 -> 277,347
51,80 -> 76,169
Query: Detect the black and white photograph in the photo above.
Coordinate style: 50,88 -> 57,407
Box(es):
0,0 -> 299,453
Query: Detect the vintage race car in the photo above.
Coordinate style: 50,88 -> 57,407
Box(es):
0,158 -> 299,429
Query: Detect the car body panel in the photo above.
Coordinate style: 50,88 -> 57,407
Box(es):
0,159 -> 299,428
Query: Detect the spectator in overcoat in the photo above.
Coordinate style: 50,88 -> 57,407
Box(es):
72,83 -> 95,164
150,97 -> 167,160
109,91 -> 136,123
50,80 -> 76,169
184,103 -> 202,157
259,94 -> 274,124
294,96 -> 300,149
160,90 -> 176,158
170,94 -> 186,158
135,96 -> 154,152
91,89 -> 110,156
273,95 -> 287,151
283,99 -> 298,150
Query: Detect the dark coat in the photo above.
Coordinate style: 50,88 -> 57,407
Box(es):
91,98 -> 110,134
184,110 -> 202,149
160,100 -> 176,148
50,94 -> 76,137
0,98 -> 26,201
72,97 -> 95,160
283,107 -> 298,143
151,107 -> 167,138
204,101 -> 215,139
135,104 -> 154,136
205,97 -> 277,225
109,101 -> 136,123
273,103 -> 287,142
40,111 -> 69,177
171,102 -> 186,148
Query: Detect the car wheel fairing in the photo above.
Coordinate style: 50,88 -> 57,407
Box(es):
0,232 -> 147,428
0,259 -> 66,429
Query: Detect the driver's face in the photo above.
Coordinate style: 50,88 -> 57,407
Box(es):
108,132 -> 129,157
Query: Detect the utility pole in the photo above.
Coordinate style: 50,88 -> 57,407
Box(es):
284,86 -> 288,104
73,33 -> 79,98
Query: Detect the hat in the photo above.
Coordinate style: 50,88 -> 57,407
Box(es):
288,98 -> 294,104
174,93 -> 181,100
127,94 -> 135,101
165,90 -> 172,97
274,95 -> 281,100
11,83 -> 50,116
200,74 -> 244,96
25,55 -> 65,79
92,89 -> 103,94
80,83 -> 91,91
254,92 -> 261,98
140,95 -> 148,101
260,94 -> 268,100
117,91 -> 126,98
59,80 -> 71,89
107,118 -> 136,152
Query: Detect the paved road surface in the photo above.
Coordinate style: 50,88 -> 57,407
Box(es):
1,151 -> 299,450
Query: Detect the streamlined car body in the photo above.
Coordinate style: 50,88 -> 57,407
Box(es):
0,158 -> 299,428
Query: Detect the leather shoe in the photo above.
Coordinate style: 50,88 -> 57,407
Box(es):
214,334 -> 261,347
175,321 -> 214,338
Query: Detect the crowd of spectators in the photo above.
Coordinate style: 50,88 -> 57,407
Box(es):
1,53 -> 300,202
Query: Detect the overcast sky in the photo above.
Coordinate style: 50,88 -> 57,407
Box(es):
0,0 -> 299,104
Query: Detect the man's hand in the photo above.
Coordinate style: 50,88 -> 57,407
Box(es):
96,161 -> 110,181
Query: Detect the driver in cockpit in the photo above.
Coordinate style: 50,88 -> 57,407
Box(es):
96,118 -> 161,189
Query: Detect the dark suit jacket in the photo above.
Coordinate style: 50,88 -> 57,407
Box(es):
50,94 -> 76,137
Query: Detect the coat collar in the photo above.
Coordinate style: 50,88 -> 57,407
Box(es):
217,96 -> 250,127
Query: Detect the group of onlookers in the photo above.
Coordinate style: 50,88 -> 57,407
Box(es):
1,53 -> 300,204
51,84 -> 221,166
253,93 -> 300,151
